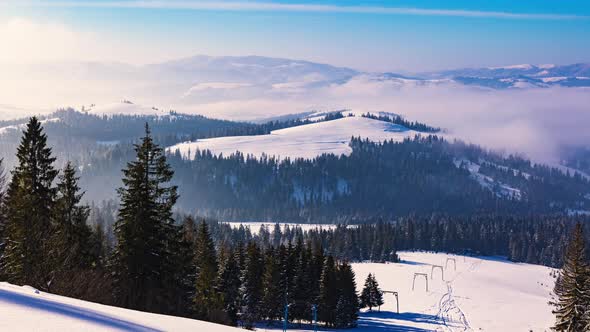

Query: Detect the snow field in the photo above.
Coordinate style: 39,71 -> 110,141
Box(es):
167,116 -> 427,160
349,252 -> 555,332
0,252 -> 556,331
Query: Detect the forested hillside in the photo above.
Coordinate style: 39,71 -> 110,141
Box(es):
1,109 -> 588,222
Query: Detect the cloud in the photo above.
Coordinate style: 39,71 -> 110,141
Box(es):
0,18 -> 94,64
11,1 -> 589,20
0,17 -> 187,65
182,82 -> 252,97
172,79 -> 590,165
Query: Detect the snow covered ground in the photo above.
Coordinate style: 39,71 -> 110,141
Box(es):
352,252 -> 556,332
0,282 -> 240,332
223,222 -> 343,234
0,252 -> 555,331
84,102 -> 171,117
282,252 -> 555,332
167,116 -> 428,160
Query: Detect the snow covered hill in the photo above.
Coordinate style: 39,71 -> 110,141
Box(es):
166,116 -> 427,160
0,282 -> 238,332
0,252 -> 555,332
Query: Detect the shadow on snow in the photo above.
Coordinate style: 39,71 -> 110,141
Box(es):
0,289 -> 162,332
356,311 -> 442,332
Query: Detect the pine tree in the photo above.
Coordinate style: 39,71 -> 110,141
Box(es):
193,221 -> 220,321
261,247 -> 282,322
360,273 -> 384,311
552,223 -> 590,331
49,162 -> 96,279
292,241 -> 311,322
240,241 -> 264,329
168,219 -> 194,317
216,245 -> 242,326
317,255 -> 338,326
278,243 -> 295,315
336,261 -> 360,328
1,117 -> 57,289
109,124 -> 180,313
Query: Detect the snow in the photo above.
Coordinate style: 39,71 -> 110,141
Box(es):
0,117 -> 60,136
264,251 -> 555,332
538,64 -> 556,69
167,116 -> 426,160
0,252 -> 556,331
0,282 -> 239,332
454,159 -> 522,200
489,64 -> 534,70
224,222 -> 347,234
346,252 -> 555,332
84,102 -> 170,117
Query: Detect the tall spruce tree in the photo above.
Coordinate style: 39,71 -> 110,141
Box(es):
335,261 -> 360,328
240,241 -> 264,329
49,162 -> 95,277
110,124 -> 180,313
193,221 -> 221,321
168,219 -> 195,317
1,117 -> 57,289
552,223 -> 590,331
360,273 -> 384,311
261,247 -> 282,322
216,245 -> 242,326
292,241 -> 311,323
318,255 -> 338,326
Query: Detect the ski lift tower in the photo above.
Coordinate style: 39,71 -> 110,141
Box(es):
382,291 -> 399,314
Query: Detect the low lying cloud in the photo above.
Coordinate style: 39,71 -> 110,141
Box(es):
0,17 -> 588,165
174,79 -> 590,165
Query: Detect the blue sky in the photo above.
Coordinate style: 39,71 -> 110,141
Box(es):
1,0 -> 589,71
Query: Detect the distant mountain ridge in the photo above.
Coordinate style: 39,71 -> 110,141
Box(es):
418,62 -> 590,89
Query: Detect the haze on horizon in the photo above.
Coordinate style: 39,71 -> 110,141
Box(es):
0,0 -> 589,166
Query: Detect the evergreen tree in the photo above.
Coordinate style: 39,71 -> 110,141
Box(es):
240,241 -> 264,329
1,117 -> 57,289
168,219 -> 195,317
335,261 -> 360,328
278,243 -> 295,315
261,247 -> 282,322
49,162 -> 96,279
292,241 -> 311,322
216,245 -> 242,326
109,124 -> 180,313
317,255 -> 338,326
552,223 -> 590,331
360,273 -> 384,311
193,221 -> 220,321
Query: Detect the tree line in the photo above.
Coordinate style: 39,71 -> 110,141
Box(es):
0,118 -> 363,329
360,112 -> 441,133
161,136 -> 589,222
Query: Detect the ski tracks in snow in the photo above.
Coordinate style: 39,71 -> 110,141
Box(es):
436,283 -> 471,332
434,257 -> 480,332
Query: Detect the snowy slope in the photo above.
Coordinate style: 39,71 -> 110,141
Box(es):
0,252 -> 556,331
0,282 -> 238,332
166,116 -> 426,160
83,102 -> 171,117
348,252 -> 555,332
0,117 -> 60,136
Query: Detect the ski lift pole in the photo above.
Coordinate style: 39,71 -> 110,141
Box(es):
283,302 -> 289,332
312,304 -> 318,332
